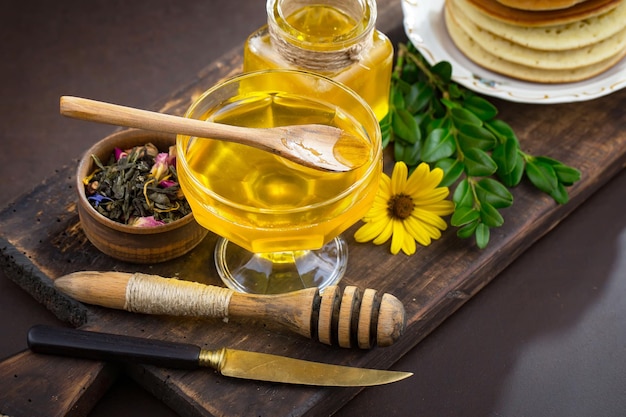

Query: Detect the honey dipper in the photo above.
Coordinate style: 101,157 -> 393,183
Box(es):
54,271 -> 406,349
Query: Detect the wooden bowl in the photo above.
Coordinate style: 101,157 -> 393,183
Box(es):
76,128 -> 208,264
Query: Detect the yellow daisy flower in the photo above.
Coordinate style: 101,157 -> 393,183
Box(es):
354,161 -> 455,255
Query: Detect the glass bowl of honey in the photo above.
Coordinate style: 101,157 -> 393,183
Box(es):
176,69 -> 382,294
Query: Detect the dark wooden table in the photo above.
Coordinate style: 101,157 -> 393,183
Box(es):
1,1 -> 625,416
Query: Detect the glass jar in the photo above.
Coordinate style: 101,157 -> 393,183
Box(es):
243,0 -> 393,121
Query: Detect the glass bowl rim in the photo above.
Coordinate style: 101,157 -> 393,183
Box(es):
176,68 -> 382,215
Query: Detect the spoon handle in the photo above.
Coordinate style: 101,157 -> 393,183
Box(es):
60,95 -> 258,144
60,95 -> 360,172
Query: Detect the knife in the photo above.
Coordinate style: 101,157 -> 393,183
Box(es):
27,325 -> 412,386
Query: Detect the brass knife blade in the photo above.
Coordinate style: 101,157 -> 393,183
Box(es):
201,347 -> 412,386
27,325 -> 412,387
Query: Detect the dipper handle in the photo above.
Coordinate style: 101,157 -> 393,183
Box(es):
54,271 -> 405,348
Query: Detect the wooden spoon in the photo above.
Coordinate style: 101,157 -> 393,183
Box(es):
60,96 -> 370,172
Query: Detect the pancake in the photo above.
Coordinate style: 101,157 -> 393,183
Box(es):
466,0 -> 621,26
449,0 -> 626,69
444,2 -> 626,82
455,0 -> 626,50
495,0 -> 590,10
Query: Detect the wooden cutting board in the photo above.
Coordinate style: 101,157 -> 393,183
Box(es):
1,1 -> 625,416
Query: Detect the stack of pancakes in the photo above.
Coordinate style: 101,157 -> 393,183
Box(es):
444,0 -> 626,83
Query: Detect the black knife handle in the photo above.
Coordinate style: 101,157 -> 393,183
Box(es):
27,325 -> 201,370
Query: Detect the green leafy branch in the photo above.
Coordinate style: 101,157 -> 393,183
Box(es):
381,42 -> 581,248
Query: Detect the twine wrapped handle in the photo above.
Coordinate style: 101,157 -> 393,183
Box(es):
125,273 -> 233,318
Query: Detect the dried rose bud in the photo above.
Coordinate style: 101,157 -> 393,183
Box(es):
167,145 -> 177,165
144,143 -> 159,158
129,216 -> 166,227
150,153 -> 170,181
114,147 -> 128,161
159,179 -> 177,188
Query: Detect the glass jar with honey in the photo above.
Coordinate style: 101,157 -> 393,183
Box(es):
243,0 -> 393,121
177,69 -> 383,294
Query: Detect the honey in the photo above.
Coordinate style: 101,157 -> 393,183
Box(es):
243,0 -> 393,120
177,71 -> 382,255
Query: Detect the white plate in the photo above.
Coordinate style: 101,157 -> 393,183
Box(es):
401,0 -> 626,103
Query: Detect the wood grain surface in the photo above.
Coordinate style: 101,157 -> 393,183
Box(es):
1,1 -> 626,416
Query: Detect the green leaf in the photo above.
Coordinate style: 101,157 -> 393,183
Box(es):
479,201 -> 504,228
486,119 -> 517,141
463,95 -> 498,121
452,178 -> 473,207
391,108 -> 421,144
394,140 -> 404,161
441,98 -> 461,111
534,156 -> 581,186
498,153 -> 525,187
451,107 -> 483,126
422,128 -> 456,162
463,148 -> 498,177
533,156 -> 561,166
431,61 -> 452,83
550,182 -> 569,204
390,84 -> 406,109
451,206 -> 480,227
457,124 -> 497,151
435,158 -> 465,187
492,136 -> 519,176
525,160 -> 558,194
448,83 -> 464,99
91,154 -> 106,171
553,164 -> 581,186
475,178 -> 513,208
380,112 -> 393,148
430,95 -> 447,118
475,223 -> 490,249
403,82 -> 419,108
426,116 -> 450,133
457,219 -> 479,239
405,82 -> 434,113
394,140 -> 421,166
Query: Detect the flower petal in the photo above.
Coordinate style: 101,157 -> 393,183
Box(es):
416,200 -> 455,217
150,153 -> 170,181
404,216 -> 433,246
373,219 -> 394,245
404,163 -> 430,195
363,210 -> 389,224
412,208 -> 449,230
407,165 -> 448,201
379,173 -> 392,198
413,187 -> 450,206
130,216 -> 166,227
159,179 -> 177,188
390,220 -> 406,255
390,161 -> 408,195
354,218 -> 389,242
402,229 -> 417,255
114,147 -> 128,161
